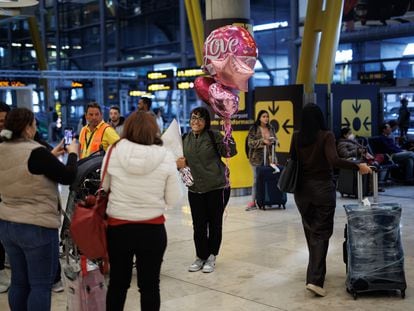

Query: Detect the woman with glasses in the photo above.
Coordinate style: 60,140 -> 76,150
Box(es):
176,107 -> 237,273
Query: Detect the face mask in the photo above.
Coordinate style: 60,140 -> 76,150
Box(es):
348,134 -> 355,140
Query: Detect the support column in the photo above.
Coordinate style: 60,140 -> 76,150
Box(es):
205,0 -> 249,21
205,0 -> 252,195
289,0 -> 299,84
296,0 -> 344,96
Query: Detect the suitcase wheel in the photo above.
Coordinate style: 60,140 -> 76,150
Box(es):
352,291 -> 357,300
401,289 -> 405,299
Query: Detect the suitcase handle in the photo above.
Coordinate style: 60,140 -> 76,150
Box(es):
263,142 -> 276,166
357,167 -> 378,204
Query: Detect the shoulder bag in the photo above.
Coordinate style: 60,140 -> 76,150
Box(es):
70,145 -> 114,266
277,134 -> 300,193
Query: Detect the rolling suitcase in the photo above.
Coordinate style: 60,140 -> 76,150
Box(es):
337,166 -> 369,198
63,229 -> 107,310
255,144 -> 287,209
343,170 -> 406,299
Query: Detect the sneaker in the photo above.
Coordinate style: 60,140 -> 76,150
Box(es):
188,258 -> 204,272
202,255 -> 216,273
0,269 -> 10,293
52,280 -> 64,293
245,201 -> 257,211
306,283 -> 326,297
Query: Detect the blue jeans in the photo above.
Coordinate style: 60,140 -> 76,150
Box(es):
391,151 -> 414,180
0,220 -> 59,311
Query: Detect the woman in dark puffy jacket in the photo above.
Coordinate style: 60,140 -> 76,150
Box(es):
337,127 -> 369,160
246,110 -> 277,210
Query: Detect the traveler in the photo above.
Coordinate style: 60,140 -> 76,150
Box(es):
108,105 -> 125,135
137,97 -> 152,112
379,122 -> 414,183
291,103 -> 371,297
153,107 -> 164,133
176,107 -> 237,273
337,127 -> 374,161
246,110 -> 277,210
398,98 -> 410,137
103,111 -> 182,311
0,108 -> 78,310
78,102 -> 119,159
0,102 -> 10,293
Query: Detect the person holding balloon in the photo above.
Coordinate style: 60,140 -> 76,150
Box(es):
246,110 -> 278,210
176,107 -> 237,273
182,25 -> 256,272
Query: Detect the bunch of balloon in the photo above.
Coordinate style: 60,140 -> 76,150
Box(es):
194,25 -> 258,157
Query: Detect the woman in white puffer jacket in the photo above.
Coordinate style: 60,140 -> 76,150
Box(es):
102,111 -> 182,311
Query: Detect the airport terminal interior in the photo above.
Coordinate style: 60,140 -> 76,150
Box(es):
1,0 -> 414,310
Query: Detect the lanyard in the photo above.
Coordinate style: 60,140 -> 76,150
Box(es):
84,127 -> 97,151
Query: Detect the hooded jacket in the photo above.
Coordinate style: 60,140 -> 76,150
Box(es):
102,139 -> 182,221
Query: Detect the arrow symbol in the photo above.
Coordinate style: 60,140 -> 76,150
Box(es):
352,102 -> 361,114
282,119 -> 294,134
363,116 -> 371,131
268,102 -> 279,115
341,117 -> 351,128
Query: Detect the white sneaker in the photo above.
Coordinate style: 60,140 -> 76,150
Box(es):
52,280 -> 64,293
202,255 -> 216,273
0,269 -> 10,293
306,283 -> 326,297
188,258 -> 204,272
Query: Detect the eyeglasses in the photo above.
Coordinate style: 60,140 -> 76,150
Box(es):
190,115 -> 205,122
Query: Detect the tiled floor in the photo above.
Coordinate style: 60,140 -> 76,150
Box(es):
1,185 -> 413,310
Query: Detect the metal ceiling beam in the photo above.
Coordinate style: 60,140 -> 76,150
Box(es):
0,70 -> 138,80
339,22 -> 414,43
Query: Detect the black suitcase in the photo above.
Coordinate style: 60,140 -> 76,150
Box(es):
337,167 -> 369,198
343,170 -> 406,299
255,145 -> 287,209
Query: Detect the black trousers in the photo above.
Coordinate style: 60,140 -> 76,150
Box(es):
188,188 -> 230,260
106,223 -> 167,311
294,179 -> 336,287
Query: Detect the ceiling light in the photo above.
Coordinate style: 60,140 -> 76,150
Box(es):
253,21 -> 288,32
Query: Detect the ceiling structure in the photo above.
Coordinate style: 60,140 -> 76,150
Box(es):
1,1 -> 414,84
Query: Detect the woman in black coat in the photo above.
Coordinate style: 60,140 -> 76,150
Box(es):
291,103 -> 371,297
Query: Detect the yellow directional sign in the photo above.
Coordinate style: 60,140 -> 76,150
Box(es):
255,100 -> 294,152
341,99 -> 372,137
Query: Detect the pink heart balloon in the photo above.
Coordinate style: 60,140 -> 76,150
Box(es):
194,76 -> 215,103
208,83 -> 239,119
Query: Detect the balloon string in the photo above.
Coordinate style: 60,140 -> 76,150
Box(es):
222,118 -> 233,189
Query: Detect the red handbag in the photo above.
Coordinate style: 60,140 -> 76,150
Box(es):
70,146 -> 114,267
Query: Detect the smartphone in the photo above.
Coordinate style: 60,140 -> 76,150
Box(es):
64,128 -> 73,145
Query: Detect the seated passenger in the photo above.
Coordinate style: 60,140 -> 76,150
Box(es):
337,127 -> 374,161
379,122 -> 414,184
